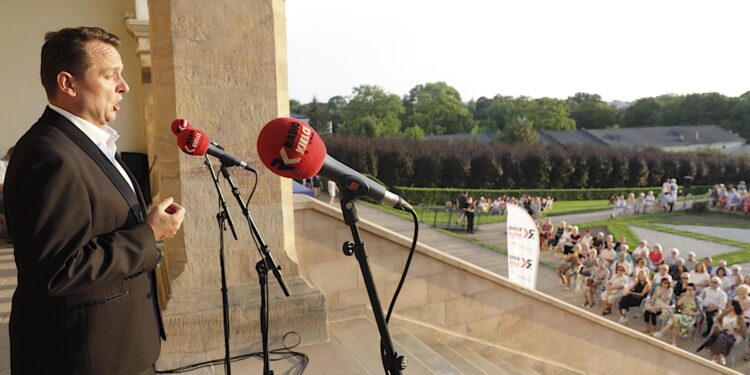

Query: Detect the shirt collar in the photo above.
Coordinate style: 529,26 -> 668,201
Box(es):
48,104 -> 119,147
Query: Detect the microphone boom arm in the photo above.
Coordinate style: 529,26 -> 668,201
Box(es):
218,163 -> 290,297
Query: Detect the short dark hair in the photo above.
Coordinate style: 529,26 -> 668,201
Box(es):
40,27 -> 120,98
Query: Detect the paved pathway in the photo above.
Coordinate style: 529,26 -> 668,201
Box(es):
658,224 -> 750,244
629,226 -> 740,258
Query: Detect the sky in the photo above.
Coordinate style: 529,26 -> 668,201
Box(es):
286,0 -> 750,104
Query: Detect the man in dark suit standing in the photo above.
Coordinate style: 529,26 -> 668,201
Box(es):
4,27 -> 186,375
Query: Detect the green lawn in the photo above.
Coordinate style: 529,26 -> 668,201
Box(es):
365,199 -> 612,227
575,212 -> 750,266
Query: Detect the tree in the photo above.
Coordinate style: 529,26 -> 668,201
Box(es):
502,116 -> 539,144
295,96 -> 331,133
627,156 -> 649,187
566,92 -> 619,129
548,153 -> 575,188
402,125 -> 425,140
338,85 -> 404,137
520,154 -> 550,188
403,82 -> 475,135
439,156 -> 468,188
467,155 -> 500,189
327,95 -> 347,133
518,97 -> 576,131
622,98 -> 660,127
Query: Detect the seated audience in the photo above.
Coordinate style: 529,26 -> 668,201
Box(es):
674,272 -> 691,298
703,300 -> 746,365
701,277 -> 729,337
583,259 -> 610,308
644,278 -> 674,334
691,262 -> 711,293
618,270 -> 651,323
654,283 -> 699,346
649,244 -> 665,271
684,251 -> 698,272
601,266 -> 630,315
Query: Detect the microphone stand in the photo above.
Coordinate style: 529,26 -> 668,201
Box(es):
219,163 -> 290,375
204,156 -> 238,375
338,187 -> 406,374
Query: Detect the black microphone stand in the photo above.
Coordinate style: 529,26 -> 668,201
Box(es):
219,163 -> 291,375
338,187 -> 406,374
204,156 -> 238,375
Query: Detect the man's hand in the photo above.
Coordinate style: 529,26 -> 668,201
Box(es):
146,197 -> 186,241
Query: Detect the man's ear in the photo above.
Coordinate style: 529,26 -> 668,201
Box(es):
57,71 -> 76,97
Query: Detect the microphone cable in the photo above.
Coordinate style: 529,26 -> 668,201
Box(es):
381,206 -> 419,374
155,331 -> 309,374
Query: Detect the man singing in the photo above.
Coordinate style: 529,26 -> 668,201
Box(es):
4,27 -> 185,375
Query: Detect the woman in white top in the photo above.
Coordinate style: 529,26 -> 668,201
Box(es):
690,262 -> 711,293
707,300 -> 746,365
715,267 -> 734,296
644,191 -> 656,213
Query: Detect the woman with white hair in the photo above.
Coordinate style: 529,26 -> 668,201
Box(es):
664,248 -> 680,267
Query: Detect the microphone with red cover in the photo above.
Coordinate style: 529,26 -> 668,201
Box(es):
257,117 -> 413,212
177,128 -> 256,172
171,119 -> 224,149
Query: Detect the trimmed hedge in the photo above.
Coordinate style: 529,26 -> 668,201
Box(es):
395,186 -> 713,205
324,136 -> 750,190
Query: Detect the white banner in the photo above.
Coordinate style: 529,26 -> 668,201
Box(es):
506,204 -> 540,290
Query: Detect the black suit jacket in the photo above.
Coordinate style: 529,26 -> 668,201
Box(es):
5,107 -> 165,375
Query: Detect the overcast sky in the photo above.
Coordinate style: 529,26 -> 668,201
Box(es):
286,0 -> 749,104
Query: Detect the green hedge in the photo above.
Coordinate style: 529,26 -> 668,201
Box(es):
395,185 -> 712,205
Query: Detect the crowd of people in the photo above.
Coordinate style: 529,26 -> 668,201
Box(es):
710,182 -> 750,214
447,193 -> 554,233
548,222 -> 750,365
609,178 -> 682,217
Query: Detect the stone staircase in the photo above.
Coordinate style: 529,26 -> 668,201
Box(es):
199,313 -> 585,374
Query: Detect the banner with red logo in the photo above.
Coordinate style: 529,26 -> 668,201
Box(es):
506,204 -> 540,290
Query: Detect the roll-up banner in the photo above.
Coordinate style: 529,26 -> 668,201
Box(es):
506,204 -> 540,290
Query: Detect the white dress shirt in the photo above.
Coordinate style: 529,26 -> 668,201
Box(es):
48,104 -> 135,193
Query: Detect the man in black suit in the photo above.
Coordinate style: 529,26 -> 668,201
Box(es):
4,27 -> 185,375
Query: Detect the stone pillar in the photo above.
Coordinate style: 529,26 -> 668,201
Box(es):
125,12 -> 172,306
147,0 -> 327,367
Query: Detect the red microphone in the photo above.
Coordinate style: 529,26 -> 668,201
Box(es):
171,118 -> 193,135
257,118 -> 413,211
177,128 -> 256,172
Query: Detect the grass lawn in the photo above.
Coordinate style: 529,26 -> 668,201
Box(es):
365,199 -> 611,226
575,212 -> 750,266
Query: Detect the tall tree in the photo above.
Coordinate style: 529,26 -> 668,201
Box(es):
566,92 -> 619,129
622,97 -> 661,127
509,97 -> 576,131
502,116 -> 539,144
327,95 -> 347,133
403,82 -> 475,135
338,85 -> 404,137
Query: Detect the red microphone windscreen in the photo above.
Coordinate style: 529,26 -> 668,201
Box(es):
177,128 -> 211,156
257,118 -> 327,179
171,119 -> 192,136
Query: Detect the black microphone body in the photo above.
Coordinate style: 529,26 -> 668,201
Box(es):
319,155 -> 413,212
207,144 -> 256,173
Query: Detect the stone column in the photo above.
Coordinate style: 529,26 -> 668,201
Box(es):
125,11 -> 173,306
148,0 -> 327,367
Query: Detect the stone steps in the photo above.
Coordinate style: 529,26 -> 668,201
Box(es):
322,314 -> 584,375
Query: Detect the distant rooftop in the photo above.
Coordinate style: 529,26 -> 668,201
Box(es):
540,125 -> 746,149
